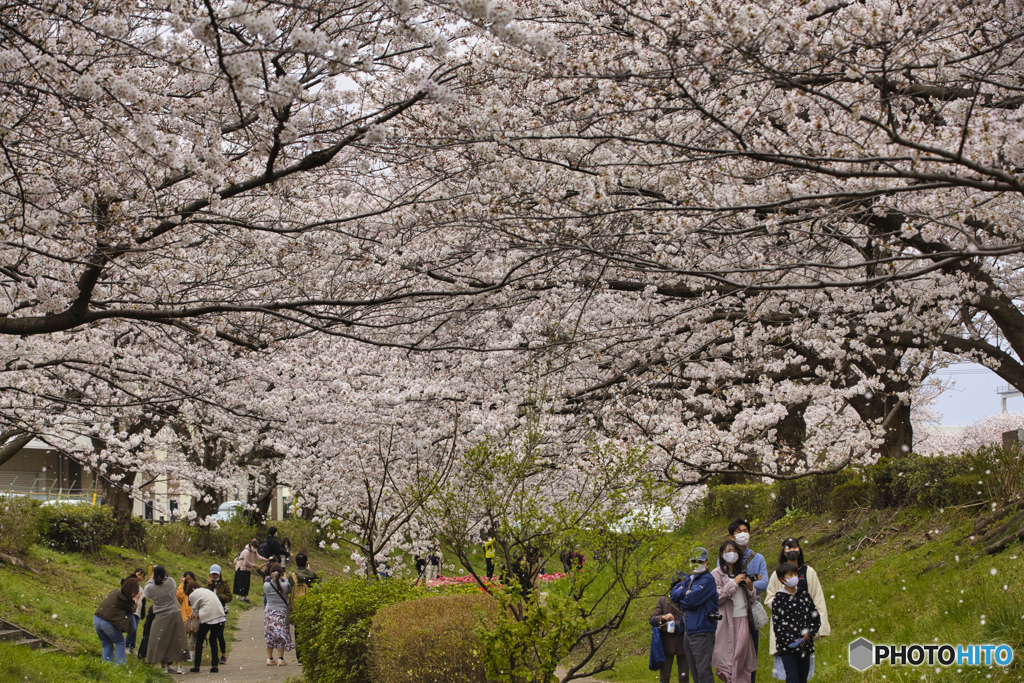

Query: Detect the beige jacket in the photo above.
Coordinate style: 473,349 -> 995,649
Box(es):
763,564 -> 831,655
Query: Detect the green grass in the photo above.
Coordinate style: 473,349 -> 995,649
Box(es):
0,641 -> 169,683
569,507 -> 1024,682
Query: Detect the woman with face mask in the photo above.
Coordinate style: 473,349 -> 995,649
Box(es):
763,539 -> 831,679
710,540 -> 758,683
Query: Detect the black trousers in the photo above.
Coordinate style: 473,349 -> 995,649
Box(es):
485,557 -> 494,579
194,622 -> 224,668
136,607 -> 155,659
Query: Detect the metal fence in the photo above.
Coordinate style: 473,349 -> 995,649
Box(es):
0,477 -> 100,504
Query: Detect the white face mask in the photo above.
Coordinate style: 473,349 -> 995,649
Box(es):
691,563 -> 707,574
734,532 -> 750,546
722,552 -> 739,565
784,576 -> 799,588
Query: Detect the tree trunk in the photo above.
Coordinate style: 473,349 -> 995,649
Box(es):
0,433 -> 33,469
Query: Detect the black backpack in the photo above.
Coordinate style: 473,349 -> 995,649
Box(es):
259,538 -> 271,558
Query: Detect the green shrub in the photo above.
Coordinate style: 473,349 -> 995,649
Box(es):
368,594 -> 498,683
0,496 -> 41,554
773,469 -> 857,516
867,454 -> 993,509
827,480 -> 874,512
125,515 -> 148,551
37,503 -> 117,553
704,484 -> 773,523
294,577 -> 420,683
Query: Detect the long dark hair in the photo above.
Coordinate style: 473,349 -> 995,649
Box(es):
267,562 -> 284,595
718,540 -> 745,575
121,577 -> 139,600
777,538 -> 805,567
153,565 -> 167,586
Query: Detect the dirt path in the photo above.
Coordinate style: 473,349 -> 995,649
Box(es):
182,606 -> 300,682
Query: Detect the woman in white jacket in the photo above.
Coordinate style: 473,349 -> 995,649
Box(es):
185,580 -> 228,673
763,538 -> 831,680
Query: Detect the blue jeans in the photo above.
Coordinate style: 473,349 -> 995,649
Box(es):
780,651 -> 811,683
94,615 -> 126,664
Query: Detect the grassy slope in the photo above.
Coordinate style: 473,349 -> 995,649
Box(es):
581,507 -> 1024,683
0,534 -> 353,683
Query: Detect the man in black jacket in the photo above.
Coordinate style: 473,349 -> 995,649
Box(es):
260,527 -> 287,563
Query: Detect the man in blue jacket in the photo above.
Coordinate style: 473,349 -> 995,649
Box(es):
719,519 -> 769,683
671,547 -> 719,683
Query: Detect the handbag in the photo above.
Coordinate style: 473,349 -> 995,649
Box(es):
648,626 -> 666,671
184,614 -> 199,635
746,589 -> 769,631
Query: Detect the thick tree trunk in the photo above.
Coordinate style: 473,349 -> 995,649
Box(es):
0,433 -> 33,469
847,391 -> 913,459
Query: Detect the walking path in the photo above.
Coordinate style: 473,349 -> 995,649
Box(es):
182,606 -> 300,683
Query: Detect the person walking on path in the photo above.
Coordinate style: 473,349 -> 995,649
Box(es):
263,562 -> 293,666
207,564 -> 232,664
234,539 -> 268,603
176,571 -> 198,662
719,519 -> 768,683
769,563 -> 821,683
185,580 -> 227,674
94,577 -> 139,664
650,575 -> 689,683
143,565 -> 191,674
672,548 -> 719,683
711,540 -> 758,683
289,552 -> 318,665
764,539 -> 830,676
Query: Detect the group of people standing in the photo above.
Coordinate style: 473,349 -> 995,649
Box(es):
94,563 -> 233,673
91,526 -> 319,672
650,519 -> 831,683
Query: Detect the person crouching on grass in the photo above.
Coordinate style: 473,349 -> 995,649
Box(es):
770,563 -> 820,683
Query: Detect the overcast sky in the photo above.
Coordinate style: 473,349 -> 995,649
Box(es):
931,363 -> 1021,426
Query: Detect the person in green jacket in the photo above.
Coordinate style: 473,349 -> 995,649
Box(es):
484,537 -> 496,579
95,577 -> 140,664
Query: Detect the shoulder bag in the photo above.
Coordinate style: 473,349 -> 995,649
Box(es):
184,614 -> 200,635
745,587 -> 769,631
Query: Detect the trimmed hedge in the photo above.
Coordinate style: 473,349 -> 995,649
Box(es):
368,594 -> 498,683
0,496 -> 41,554
695,447 -> 1017,525
293,577 -> 419,683
37,503 -> 118,553
701,484 -> 774,523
